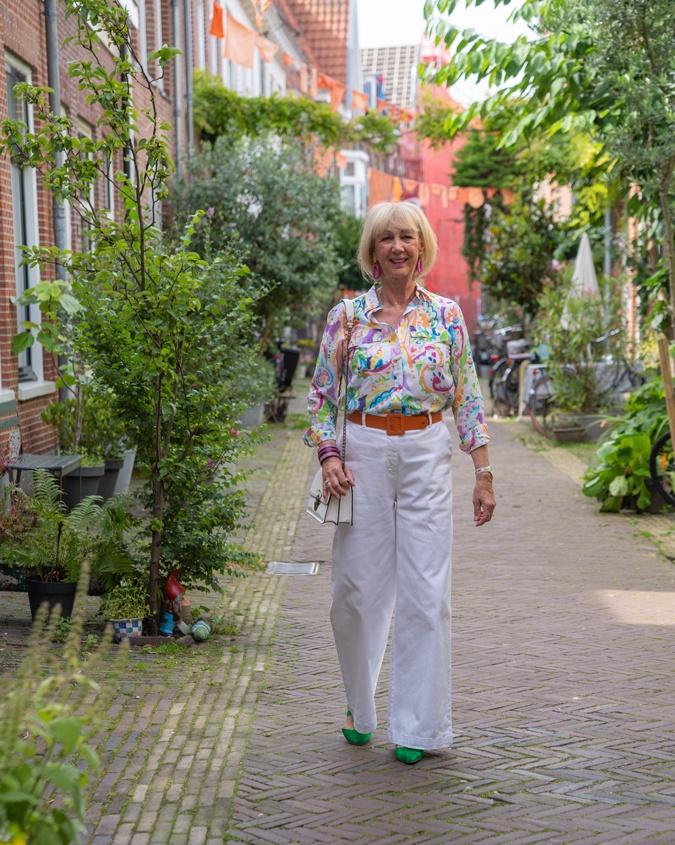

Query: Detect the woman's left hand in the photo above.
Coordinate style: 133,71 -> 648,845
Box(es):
473,476 -> 495,526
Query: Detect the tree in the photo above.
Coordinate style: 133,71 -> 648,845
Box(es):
193,71 -> 400,159
450,114 -> 524,285
170,134 -> 344,350
424,0 -> 675,329
478,196 -> 564,323
0,0 -> 261,618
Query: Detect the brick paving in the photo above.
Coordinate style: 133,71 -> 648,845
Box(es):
226,414 -> 675,844
3,393 -> 675,843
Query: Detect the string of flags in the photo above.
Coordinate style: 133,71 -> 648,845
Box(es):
207,2 -> 415,121
368,168 -> 516,209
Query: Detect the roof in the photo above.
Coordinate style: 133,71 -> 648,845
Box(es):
283,0 -> 351,83
272,0 -> 320,67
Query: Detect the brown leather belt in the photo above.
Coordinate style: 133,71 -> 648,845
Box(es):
347,410 -> 443,436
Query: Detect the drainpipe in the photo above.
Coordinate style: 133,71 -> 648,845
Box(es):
44,0 -> 66,281
172,0 -> 183,180
183,0 -> 194,164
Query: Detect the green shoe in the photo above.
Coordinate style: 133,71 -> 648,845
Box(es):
395,746 -> 424,765
342,710 -> 371,746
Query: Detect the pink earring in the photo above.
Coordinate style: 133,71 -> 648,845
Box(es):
417,258 -> 424,276
372,262 -> 381,280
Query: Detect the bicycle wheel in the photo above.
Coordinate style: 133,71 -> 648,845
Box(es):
649,431 -> 675,507
528,374 -> 558,439
502,361 -> 522,413
489,357 -> 508,400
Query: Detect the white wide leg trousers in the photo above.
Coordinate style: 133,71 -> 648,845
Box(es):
331,419 -> 454,750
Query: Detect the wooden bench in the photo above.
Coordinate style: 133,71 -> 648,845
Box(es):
0,398 -> 81,486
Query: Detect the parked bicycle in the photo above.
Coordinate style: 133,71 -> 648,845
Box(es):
526,349 -> 645,439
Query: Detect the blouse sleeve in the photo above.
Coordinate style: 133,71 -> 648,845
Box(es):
303,304 -> 346,447
447,303 -> 490,453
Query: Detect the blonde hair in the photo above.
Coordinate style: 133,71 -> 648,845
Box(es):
357,201 -> 438,282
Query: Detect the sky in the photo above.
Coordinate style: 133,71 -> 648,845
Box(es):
356,0 -> 532,105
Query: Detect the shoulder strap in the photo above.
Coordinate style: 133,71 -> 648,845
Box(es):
338,298 -> 355,468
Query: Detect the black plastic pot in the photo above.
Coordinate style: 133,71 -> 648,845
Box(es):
62,464 -> 105,509
25,577 -> 78,620
97,459 -> 124,502
278,347 -> 300,391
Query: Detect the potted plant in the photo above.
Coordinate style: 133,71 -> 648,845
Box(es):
99,579 -> 150,642
533,274 -> 629,428
231,354 -> 276,429
0,483 -> 37,591
9,470 -> 135,619
41,388 -> 132,506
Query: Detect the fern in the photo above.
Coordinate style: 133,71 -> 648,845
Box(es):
11,470 -> 134,584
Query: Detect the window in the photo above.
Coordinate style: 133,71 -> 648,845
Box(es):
6,57 -> 42,384
119,0 -> 140,29
155,0 -> 165,89
345,161 -> 355,177
104,154 -> 115,218
138,0 -> 148,71
77,119 -> 95,252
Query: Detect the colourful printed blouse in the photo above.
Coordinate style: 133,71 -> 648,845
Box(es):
304,285 -> 490,453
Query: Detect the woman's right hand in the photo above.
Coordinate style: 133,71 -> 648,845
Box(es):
322,456 -> 355,498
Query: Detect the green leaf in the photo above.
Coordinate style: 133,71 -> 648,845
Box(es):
12,331 -> 35,355
48,716 -> 83,753
59,293 -> 83,314
608,475 -> 629,498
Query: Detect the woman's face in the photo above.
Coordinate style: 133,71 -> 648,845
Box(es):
373,225 -> 422,285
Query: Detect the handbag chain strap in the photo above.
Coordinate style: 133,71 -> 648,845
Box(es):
337,298 -> 355,471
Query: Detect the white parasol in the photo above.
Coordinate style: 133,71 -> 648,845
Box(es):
561,233 -> 600,329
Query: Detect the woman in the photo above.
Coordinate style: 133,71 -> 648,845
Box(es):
304,201 -> 495,764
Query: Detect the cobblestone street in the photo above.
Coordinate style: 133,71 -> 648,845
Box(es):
2,392 -> 675,844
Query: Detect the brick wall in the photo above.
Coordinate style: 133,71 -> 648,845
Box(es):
0,0 -> 189,461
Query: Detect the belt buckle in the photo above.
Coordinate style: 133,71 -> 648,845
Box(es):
385,414 -> 405,436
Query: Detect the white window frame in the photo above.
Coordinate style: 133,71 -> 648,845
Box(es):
6,53 -> 48,393
197,0 -> 206,71
155,0 -> 165,90
77,118 -> 96,253
119,0 -> 140,29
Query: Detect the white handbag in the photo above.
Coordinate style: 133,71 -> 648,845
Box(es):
306,299 -> 355,526
306,466 -> 353,524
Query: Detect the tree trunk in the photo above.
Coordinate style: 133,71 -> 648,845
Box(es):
658,157 -> 675,329
148,474 -> 165,622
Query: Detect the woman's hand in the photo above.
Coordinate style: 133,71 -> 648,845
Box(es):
473,475 -> 495,526
322,456 -> 355,498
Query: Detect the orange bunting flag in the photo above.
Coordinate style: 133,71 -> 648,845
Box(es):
283,52 -> 295,67
501,188 -> 516,205
335,152 -> 348,169
377,98 -> 388,112
418,182 -> 430,207
402,179 -> 418,193
351,90 -> 369,113
209,1 -> 224,38
314,147 -> 333,178
390,104 -> 398,124
256,34 -> 278,63
448,186 -> 459,202
300,63 -> 308,93
224,11 -> 257,68
468,187 -> 484,208
317,72 -> 330,90
392,177 -> 403,203
310,67 -> 318,98
369,169 -> 394,206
